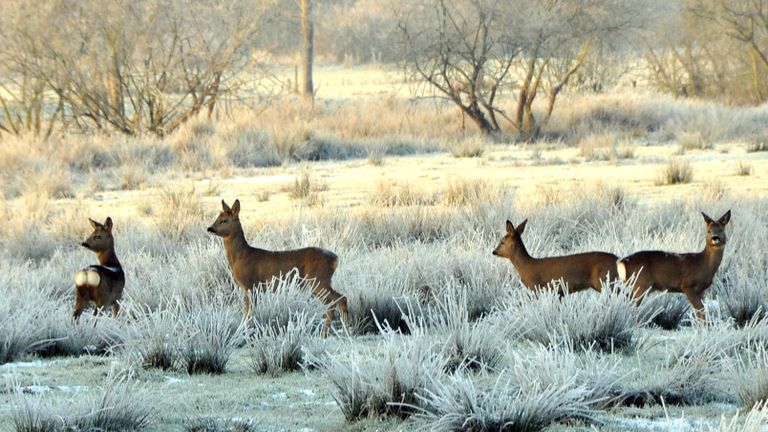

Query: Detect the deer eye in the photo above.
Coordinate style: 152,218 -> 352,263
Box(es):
221,219 -> 228,224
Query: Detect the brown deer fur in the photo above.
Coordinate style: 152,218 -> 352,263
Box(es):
73,217 -> 125,323
493,219 -> 619,294
617,210 -> 731,321
207,199 -> 347,338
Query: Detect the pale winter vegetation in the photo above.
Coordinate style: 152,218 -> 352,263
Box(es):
3,0 -> 768,430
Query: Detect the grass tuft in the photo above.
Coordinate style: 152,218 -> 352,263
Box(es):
655,160 -> 693,185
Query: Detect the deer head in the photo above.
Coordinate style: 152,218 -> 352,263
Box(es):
207,199 -> 241,237
81,217 -> 114,252
702,210 -> 731,248
492,219 -> 527,258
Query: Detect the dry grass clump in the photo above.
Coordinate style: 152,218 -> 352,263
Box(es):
247,311 -> 318,376
723,347 -> 768,409
155,185 -> 208,241
655,160 -> 694,185
735,160 -> 753,176
677,131 -> 713,151
446,136 -> 486,158
310,333 -> 446,421
169,116 -> 217,171
284,167 -> 328,206
443,178 -> 501,207
11,373 -> 154,431
178,302 -> 245,374
183,417 -> 256,432
511,282 -> 649,352
578,132 -> 615,161
413,347 -> 620,430
638,293 -> 690,330
369,181 -> 438,207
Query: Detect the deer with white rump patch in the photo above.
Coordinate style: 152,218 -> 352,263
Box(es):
207,199 -> 347,338
617,210 -> 731,321
73,217 -> 125,323
493,219 -> 619,294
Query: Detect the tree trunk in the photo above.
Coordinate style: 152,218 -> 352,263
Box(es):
300,0 -> 314,102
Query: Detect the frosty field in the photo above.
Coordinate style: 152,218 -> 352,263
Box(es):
3,120 -> 768,431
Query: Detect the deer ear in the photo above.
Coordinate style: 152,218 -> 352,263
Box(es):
231,199 -> 240,216
506,220 -> 514,234
516,219 -> 528,234
104,217 -> 113,232
718,210 -> 731,226
701,212 -> 714,225
221,200 -> 231,213
88,218 -> 101,229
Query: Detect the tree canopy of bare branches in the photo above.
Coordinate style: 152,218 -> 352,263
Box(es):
0,0 -> 264,137
396,0 -> 654,139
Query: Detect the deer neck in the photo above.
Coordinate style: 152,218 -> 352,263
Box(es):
97,247 -> 121,269
701,244 -> 725,275
509,242 -> 535,267
222,221 -> 251,264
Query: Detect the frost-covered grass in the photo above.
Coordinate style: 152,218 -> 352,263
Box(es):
2,150 -> 768,430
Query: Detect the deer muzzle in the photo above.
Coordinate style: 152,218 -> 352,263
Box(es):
711,236 -> 722,245
207,226 -> 216,234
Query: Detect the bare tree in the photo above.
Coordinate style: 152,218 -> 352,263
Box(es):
396,0 -> 652,139
0,0 -> 263,137
396,0 -> 523,134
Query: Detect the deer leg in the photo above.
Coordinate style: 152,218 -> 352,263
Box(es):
683,289 -> 706,322
242,289 -> 252,322
112,302 -> 120,318
321,308 -> 334,339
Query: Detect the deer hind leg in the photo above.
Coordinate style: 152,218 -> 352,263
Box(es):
242,289 -> 253,321
683,289 -> 707,322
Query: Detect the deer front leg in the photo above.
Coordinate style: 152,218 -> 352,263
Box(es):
683,288 -> 706,322
112,302 -> 120,317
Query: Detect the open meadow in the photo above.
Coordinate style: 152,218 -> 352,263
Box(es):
2,63 -> 768,431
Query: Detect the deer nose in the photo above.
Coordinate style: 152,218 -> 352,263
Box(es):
492,250 -> 498,256
207,227 -> 215,233
711,236 -> 721,244
80,242 -> 89,248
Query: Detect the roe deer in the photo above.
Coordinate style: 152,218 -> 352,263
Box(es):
207,199 -> 347,338
73,217 -> 125,323
493,219 -> 619,294
617,210 -> 731,321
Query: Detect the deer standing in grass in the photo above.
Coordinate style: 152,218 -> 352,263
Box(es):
207,199 -> 347,338
493,219 -> 619,294
73,217 -> 125,323
617,210 -> 731,321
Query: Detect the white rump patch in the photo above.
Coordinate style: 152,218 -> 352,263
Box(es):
74,271 -> 88,286
616,260 -> 627,282
86,271 -> 100,286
